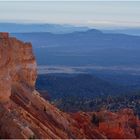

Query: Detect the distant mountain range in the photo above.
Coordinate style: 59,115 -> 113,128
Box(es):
0,23 -> 89,33
1,23 -> 140,36
12,29 -> 140,49
12,29 -> 140,66
103,28 -> 140,36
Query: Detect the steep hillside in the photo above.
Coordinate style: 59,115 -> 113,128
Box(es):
36,74 -> 125,100
0,33 -> 140,139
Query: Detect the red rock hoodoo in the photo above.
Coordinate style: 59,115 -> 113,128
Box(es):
0,33 -> 140,139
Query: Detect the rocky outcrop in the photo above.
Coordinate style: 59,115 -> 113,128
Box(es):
0,32 -> 36,102
0,32 -> 140,139
97,109 -> 140,139
71,108 -> 140,139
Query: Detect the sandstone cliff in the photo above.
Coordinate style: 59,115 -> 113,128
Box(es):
0,32 -> 140,139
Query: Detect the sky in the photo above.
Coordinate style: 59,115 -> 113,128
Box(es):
0,1 -> 140,28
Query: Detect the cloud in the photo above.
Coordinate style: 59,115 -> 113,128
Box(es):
87,20 -> 140,27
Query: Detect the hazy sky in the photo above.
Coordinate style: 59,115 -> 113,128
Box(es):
0,1 -> 140,28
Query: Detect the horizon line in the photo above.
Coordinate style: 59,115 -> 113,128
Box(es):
0,21 -> 140,29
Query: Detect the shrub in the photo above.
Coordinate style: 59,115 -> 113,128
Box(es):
91,113 -> 99,127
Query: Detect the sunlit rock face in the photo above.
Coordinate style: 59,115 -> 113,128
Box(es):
0,33 -> 37,102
